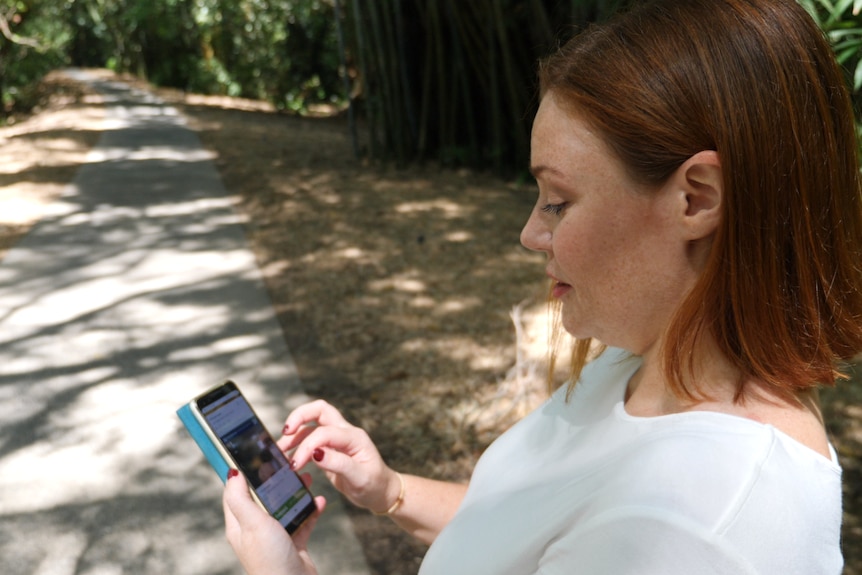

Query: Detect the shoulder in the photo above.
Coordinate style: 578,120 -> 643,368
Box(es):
582,412 -> 843,573
601,411 -> 774,519
540,507 -> 761,575
536,421 -> 843,574
609,408 -> 841,506
539,496 -> 841,575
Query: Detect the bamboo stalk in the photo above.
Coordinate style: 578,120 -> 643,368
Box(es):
333,0 -> 359,158
393,1 -> 418,151
444,0 -> 476,164
367,0 -> 402,161
351,0 -> 378,158
416,0 -> 434,159
492,0 -> 529,168
487,0 -> 502,172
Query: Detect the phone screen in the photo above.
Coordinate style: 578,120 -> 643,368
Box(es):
196,382 -> 315,533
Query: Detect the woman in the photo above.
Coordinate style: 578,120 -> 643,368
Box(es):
223,0 -> 862,573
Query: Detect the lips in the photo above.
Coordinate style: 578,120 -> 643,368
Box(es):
547,269 -> 572,299
552,281 -> 572,299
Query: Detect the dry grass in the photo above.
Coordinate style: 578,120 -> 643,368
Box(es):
0,72 -> 104,258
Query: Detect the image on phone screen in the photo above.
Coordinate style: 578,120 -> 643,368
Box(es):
196,382 -> 315,533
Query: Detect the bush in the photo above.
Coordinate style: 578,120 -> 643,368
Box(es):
188,57 -> 241,97
797,1 -> 862,98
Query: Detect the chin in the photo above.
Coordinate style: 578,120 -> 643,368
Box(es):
559,315 -> 590,340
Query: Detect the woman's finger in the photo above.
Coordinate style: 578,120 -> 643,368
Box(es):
288,424 -> 376,472
282,399 -> 350,436
278,423 -> 317,453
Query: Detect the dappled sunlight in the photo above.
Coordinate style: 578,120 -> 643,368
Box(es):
145,196 -> 241,218
333,246 -> 368,260
1,246 -> 259,330
184,91 -> 276,113
407,295 -> 436,308
394,198 -> 473,218
432,296 -> 482,314
363,175 -> 434,192
0,87 -> 105,235
7,504 -> 239,575
0,190 -> 59,226
0,71 -> 355,575
0,364 -> 119,425
0,377 -> 197,512
444,230 -> 474,242
89,146 -> 217,163
400,336 -> 512,372
0,113 -> 104,169
368,272 -> 427,294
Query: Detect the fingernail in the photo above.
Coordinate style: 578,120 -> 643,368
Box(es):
289,458 -> 297,470
312,448 -> 324,462
227,469 -> 239,480
282,424 -> 291,435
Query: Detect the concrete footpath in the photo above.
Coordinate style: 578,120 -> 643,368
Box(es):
0,69 -> 371,575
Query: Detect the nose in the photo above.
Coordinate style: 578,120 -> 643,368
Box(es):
520,207 -> 552,253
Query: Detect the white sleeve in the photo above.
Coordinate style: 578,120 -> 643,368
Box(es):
538,508 -> 761,575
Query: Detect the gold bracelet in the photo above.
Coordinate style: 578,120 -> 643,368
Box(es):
374,472 -> 405,516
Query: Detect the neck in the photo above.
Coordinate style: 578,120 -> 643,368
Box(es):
623,339 -> 744,417
621,339 -> 831,459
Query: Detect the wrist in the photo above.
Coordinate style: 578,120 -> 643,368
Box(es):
373,471 -> 405,516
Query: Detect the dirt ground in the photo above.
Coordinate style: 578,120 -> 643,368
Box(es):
2,71 -> 861,574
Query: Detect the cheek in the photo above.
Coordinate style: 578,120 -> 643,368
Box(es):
553,213 -> 662,302
552,217 -> 605,273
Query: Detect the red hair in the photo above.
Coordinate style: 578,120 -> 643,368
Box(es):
539,0 -> 862,401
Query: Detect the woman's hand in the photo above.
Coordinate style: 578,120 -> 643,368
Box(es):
281,400 -> 467,545
280,400 -> 402,514
223,470 -> 327,575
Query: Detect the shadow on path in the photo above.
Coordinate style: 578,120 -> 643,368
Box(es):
0,70 -> 369,575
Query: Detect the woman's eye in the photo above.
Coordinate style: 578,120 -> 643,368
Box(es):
541,202 -> 567,216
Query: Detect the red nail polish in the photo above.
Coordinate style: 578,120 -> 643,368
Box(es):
227,469 -> 239,480
282,424 -> 290,435
312,448 -> 324,462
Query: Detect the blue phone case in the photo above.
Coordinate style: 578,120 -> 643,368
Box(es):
176,403 -> 231,483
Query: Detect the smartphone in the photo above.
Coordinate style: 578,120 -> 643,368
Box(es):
176,381 -> 316,534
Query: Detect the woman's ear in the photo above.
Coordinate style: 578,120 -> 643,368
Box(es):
675,150 -> 723,240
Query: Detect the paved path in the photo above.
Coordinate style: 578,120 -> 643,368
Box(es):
0,69 -> 371,575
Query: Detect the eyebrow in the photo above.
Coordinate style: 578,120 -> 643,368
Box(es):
528,164 -> 563,179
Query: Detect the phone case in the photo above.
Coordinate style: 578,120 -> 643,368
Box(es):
176,403 -> 231,483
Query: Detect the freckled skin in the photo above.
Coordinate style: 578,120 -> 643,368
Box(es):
521,93 -> 695,357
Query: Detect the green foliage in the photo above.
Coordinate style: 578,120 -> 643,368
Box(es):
188,0 -> 341,108
64,0 -> 203,87
797,0 -> 862,95
187,56 -> 241,97
16,0 -> 343,112
4,0 -> 860,164
0,1 -> 72,119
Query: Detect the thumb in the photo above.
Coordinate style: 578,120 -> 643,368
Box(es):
224,469 -> 269,529
289,495 -> 328,550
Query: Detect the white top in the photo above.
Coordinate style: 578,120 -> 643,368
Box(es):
419,348 -> 843,575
